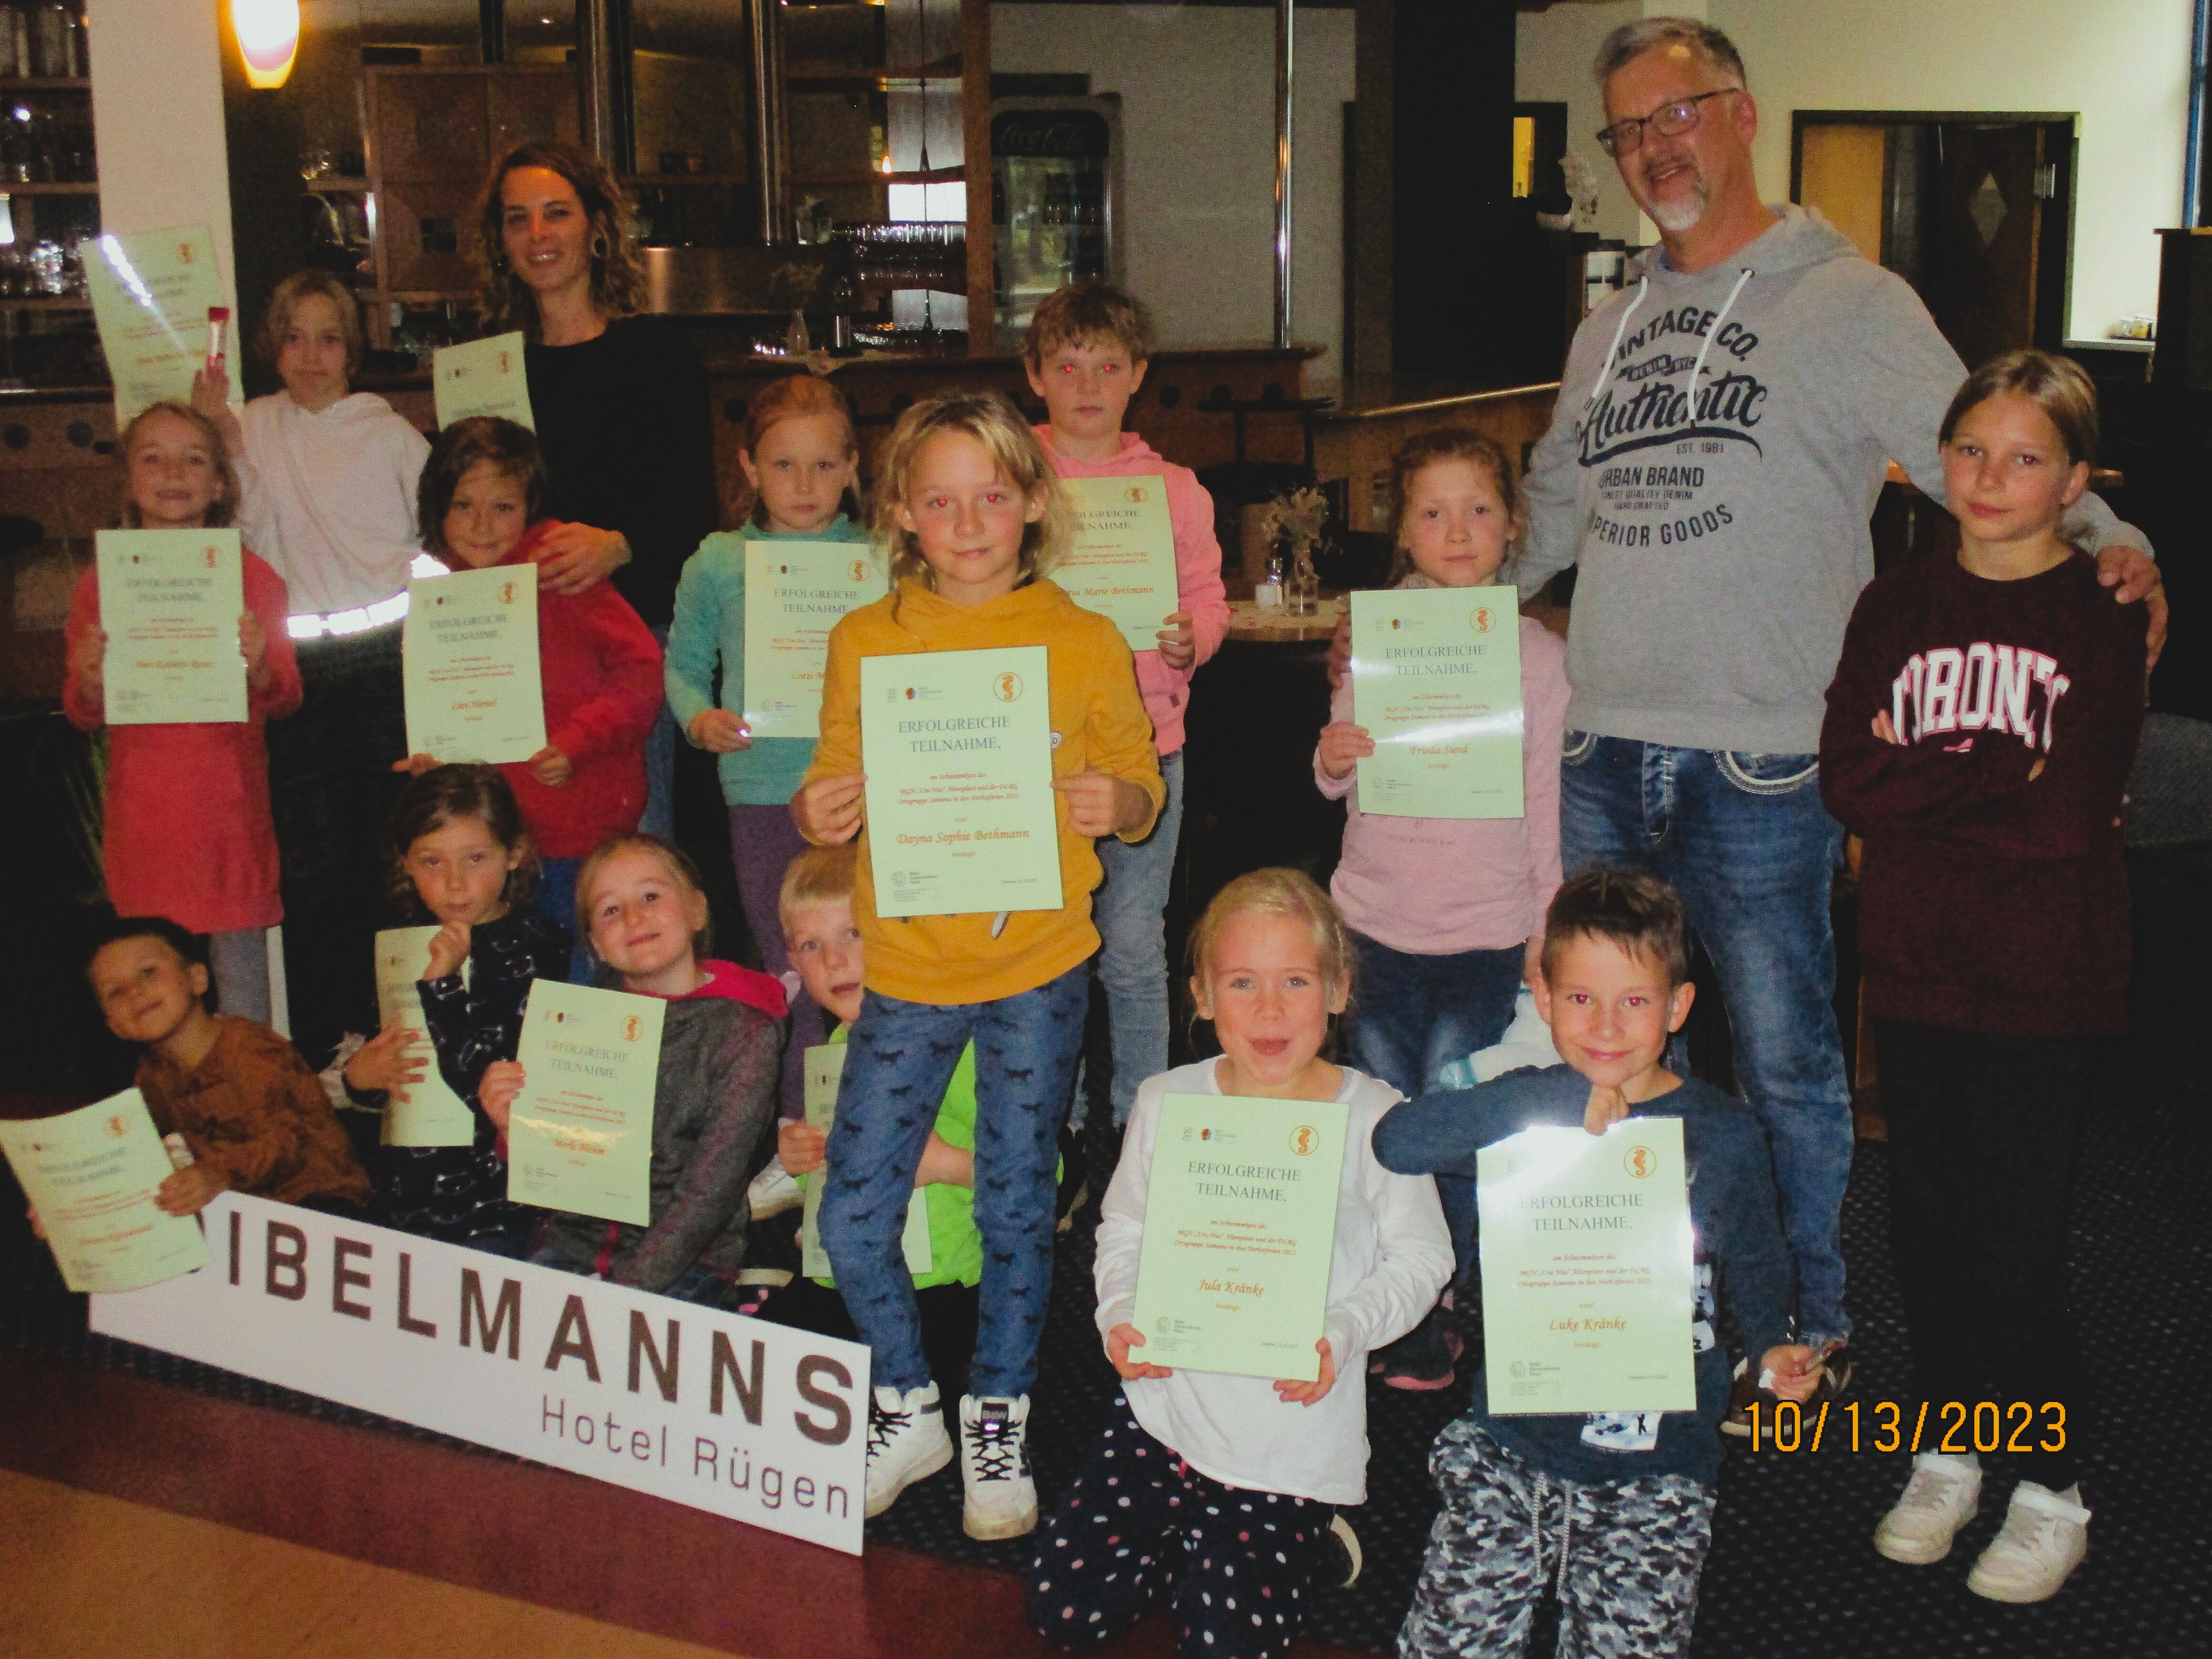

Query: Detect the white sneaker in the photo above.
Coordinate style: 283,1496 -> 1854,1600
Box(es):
1874,1452 -> 1981,1564
1967,1482 -> 2090,1603
864,1382 -> 951,1518
959,1394 -> 1038,1540
745,1158 -> 803,1220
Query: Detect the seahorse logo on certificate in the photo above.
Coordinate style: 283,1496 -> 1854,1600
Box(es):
621,1014 -> 644,1043
500,581 -> 518,604
849,560 -> 870,582
202,544 -> 219,568
993,671 -> 1023,702
105,1115 -> 126,1139
1624,1144 -> 1658,1179
1289,1124 -> 1320,1156
1127,485 -> 1147,503
1471,606 -> 1496,634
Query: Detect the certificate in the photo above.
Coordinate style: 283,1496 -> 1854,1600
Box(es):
95,528 -> 247,725
1056,476 -> 1182,652
403,563 -> 547,764
860,645 -> 1063,919
0,1091 -> 209,1294
84,224 -> 227,421
798,1042 -> 932,1280
433,332 -> 536,431
1349,586 -> 1525,819
508,980 -> 664,1226
742,542 -> 884,739
1477,1117 -> 1696,1415
373,928 -> 478,1148
1129,1093 -> 1350,1382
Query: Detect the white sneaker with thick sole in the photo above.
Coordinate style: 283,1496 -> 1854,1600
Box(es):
1967,1482 -> 2090,1603
1874,1451 -> 1981,1564
864,1382 -> 951,1518
959,1394 -> 1038,1540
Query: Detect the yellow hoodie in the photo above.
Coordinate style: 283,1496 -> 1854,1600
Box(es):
803,577 -> 1166,1005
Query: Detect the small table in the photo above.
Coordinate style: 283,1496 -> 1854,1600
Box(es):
1224,595 -> 1343,643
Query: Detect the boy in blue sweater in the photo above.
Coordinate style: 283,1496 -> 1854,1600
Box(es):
1377,868 -> 1820,1657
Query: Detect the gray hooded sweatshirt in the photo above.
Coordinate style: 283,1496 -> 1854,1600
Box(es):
1518,206 -> 2147,756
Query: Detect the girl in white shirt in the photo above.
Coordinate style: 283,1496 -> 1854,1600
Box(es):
1027,868 -> 1451,1659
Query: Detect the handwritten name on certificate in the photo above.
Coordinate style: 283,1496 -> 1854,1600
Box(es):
373,928 -> 479,1148
0,1091 -> 209,1294
96,528 -> 248,726
860,645 -> 1063,919
510,980 -> 665,1227
742,543 -> 884,739
1477,1117 -> 1696,1415
1350,586 -> 1524,819
1056,476 -> 1182,652
84,224 -> 226,420
402,563 -> 547,765
1130,1094 -> 1350,1382
434,332 -> 536,431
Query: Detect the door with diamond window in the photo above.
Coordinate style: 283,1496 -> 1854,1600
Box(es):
1921,123 -> 2046,372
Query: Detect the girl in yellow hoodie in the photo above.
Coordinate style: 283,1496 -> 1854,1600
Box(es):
793,391 -> 1163,1542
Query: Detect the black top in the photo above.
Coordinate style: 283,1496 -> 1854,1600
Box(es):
525,317 -> 720,628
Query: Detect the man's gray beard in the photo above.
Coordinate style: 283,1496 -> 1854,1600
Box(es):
1645,178 -> 1711,234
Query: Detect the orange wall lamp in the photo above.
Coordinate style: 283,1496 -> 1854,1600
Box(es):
233,0 -> 300,89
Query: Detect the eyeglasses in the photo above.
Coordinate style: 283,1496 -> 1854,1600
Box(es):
1595,89 -> 1739,157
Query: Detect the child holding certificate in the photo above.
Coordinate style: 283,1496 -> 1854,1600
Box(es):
1023,284 -> 1230,1138
351,765 -> 569,1252
1375,870 -> 1818,1659
793,391 -> 1164,1540
1030,869 -> 1451,1659
479,835 -> 785,1301
64,402 -> 302,1025
404,418 -> 664,981
1313,429 -> 1569,1390
666,375 -> 871,1117
1820,353 -> 2142,1603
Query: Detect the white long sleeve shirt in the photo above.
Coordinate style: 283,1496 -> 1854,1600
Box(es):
233,392 -> 430,615
1094,1059 -> 1452,1504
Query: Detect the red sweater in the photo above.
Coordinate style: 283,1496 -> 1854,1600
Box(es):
1819,552 -> 2146,1036
487,522 -> 665,858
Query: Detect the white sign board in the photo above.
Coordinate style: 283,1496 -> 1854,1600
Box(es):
90,1193 -> 871,1555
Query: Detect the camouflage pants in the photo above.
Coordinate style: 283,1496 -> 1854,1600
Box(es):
1400,1420 -> 1715,1659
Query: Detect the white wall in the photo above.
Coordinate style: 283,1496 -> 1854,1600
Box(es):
1516,0 -> 2195,341
992,4 -> 1354,376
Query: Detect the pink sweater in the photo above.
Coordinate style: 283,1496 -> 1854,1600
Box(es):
1037,427 -> 1229,756
1316,609 -> 1569,954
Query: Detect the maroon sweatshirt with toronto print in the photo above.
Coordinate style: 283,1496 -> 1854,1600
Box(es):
1819,551 -> 2146,1036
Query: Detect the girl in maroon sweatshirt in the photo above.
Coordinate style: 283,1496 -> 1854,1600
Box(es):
1820,351 -> 2146,1605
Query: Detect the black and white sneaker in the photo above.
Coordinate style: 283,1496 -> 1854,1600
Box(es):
864,1382 -> 951,1517
958,1393 -> 1037,1540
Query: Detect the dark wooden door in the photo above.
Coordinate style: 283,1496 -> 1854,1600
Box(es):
1920,123 -> 2044,370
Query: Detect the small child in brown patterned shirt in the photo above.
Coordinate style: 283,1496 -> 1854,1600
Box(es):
85,917 -> 369,1216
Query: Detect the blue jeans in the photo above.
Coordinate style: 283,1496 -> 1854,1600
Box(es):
1345,930 -> 1523,1284
1559,732 -> 1854,1346
1088,750 -> 1186,1129
819,961 -> 1090,1396
532,856 -> 597,985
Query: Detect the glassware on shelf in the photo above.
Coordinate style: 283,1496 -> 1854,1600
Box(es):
1286,551 -> 1319,617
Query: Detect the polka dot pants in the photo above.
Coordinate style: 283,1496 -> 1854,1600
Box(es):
1025,1391 -> 1330,1659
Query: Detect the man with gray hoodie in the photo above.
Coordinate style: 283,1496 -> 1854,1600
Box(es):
1513,17 -> 2163,1400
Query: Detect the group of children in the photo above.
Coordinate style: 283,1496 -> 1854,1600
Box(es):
49,256 -> 2139,1655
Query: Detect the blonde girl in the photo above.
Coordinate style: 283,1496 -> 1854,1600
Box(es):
791,390 -> 1160,1541
1030,869 -> 1451,1659
63,401 -> 301,1024
1312,428 -> 1571,1390
666,374 -> 871,1116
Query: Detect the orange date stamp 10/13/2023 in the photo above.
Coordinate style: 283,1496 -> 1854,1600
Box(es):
1744,1400 -> 2067,1454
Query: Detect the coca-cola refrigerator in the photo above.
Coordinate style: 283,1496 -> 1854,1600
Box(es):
991,96 -> 1122,349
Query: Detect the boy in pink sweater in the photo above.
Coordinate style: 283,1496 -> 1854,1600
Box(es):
1025,283 -> 1230,1135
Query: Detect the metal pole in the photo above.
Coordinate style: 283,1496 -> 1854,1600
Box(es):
577,0 -> 619,166
1274,0 -> 1295,346
750,0 -> 789,244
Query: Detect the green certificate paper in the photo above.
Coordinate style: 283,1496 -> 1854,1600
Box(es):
1349,586 -> 1524,819
1129,1093 -> 1350,1382
742,542 -> 884,739
433,332 -> 536,431
0,1091 -> 209,1294
1477,1117 -> 1696,1415
373,928 -> 478,1148
403,563 -> 547,764
1056,476 -> 1182,652
860,645 -> 1064,919
84,224 -> 226,421
509,980 -> 665,1226
798,1043 -> 932,1280
95,528 -> 248,726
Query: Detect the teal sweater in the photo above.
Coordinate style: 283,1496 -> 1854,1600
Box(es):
665,515 -> 874,806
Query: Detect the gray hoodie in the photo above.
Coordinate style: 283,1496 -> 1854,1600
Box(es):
1518,206 -> 2146,755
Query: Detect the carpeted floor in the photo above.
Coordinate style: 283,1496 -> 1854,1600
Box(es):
5,847 -> 2208,1658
